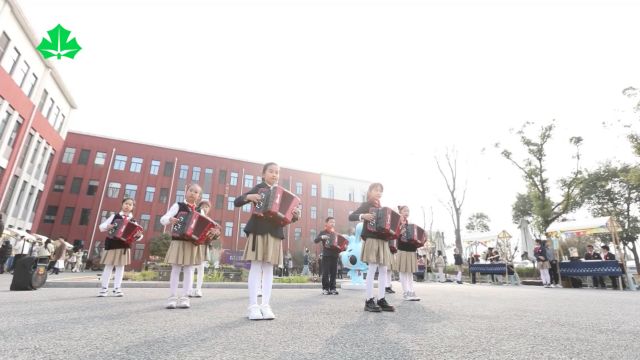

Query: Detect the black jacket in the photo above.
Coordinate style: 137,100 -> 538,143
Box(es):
348,201 -> 386,241
454,254 -> 463,265
234,182 -> 298,239
584,252 -> 602,260
314,230 -> 341,257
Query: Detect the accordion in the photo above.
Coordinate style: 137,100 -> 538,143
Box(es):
400,224 -> 427,247
108,218 -> 143,245
324,233 -> 349,252
253,185 -> 301,226
365,207 -> 401,240
171,211 -> 220,245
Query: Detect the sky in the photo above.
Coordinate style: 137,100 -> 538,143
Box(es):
16,0 -> 640,246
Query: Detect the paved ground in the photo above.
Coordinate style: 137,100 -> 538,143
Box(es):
0,273 -> 638,360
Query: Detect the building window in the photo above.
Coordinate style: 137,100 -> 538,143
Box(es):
11,180 -> 28,217
225,222 -> 233,237
124,184 -> 137,199
311,184 -> 317,197
139,214 -> 150,230
94,151 -> 106,165
179,164 -> 188,179
70,177 -> 82,194
218,170 -> 227,184
13,60 -> 30,88
328,208 -> 334,217
62,147 -> 75,163
328,185 -> 335,199
240,223 -> 247,237
202,193 -> 210,202
154,215 -> 163,231
176,190 -> 185,203
87,180 -> 99,196
244,175 -> 253,188
6,116 -> 23,150
295,228 -> 301,241
0,32 -> 10,63
204,168 -> 213,186
17,133 -> 33,169
56,114 -> 66,133
49,106 -> 60,126
61,207 -> 75,225
159,188 -> 169,204
215,194 -> 224,209
282,179 -> 290,190
296,182 -> 302,195
310,206 -> 317,219
24,73 -> 37,97
164,161 -> 174,177
227,197 -> 235,211
242,203 -> 251,213
130,157 -> 143,173
43,205 -> 58,224
0,107 -> 13,138
53,175 -> 66,192
107,182 -> 121,198
113,155 -> 127,170
79,208 -> 91,226
257,176 -> 262,184
100,210 -> 110,223
3,47 -> 20,75
230,172 -> 238,186
150,160 -> 160,175
145,186 -> 155,202
134,243 -> 145,261
192,166 -> 201,182
77,149 -> 90,165
310,229 -> 317,241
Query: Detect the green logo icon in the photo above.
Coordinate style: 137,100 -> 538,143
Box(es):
36,24 -> 82,60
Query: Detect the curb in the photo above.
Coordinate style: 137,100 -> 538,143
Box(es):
43,281 -> 325,289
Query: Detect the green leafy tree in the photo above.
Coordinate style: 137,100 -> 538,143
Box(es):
580,163 -> 640,273
500,122 -> 583,235
465,212 -> 491,232
149,233 -> 172,258
36,24 -> 82,59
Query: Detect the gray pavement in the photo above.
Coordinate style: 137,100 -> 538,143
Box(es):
0,273 -> 639,359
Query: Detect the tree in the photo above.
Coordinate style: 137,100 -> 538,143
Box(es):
465,212 -> 491,232
580,163 -> 640,273
500,122 -> 583,236
435,149 -> 466,254
149,233 -> 171,258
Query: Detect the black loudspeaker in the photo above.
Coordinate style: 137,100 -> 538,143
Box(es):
10,256 -> 48,291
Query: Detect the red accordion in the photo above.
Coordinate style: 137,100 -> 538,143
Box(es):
252,186 -> 301,226
324,233 -> 349,251
108,218 -> 143,245
171,211 -> 220,245
400,224 -> 427,247
365,207 -> 401,240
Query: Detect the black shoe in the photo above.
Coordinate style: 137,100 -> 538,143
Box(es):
377,297 -> 395,312
330,289 -> 339,295
385,287 -> 395,294
364,298 -> 381,312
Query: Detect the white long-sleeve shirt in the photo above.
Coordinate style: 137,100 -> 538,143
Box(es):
160,204 -> 180,226
99,211 -> 144,241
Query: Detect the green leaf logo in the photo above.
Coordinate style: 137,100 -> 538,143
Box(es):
36,24 -> 82,60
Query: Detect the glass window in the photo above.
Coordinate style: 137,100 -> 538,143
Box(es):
295,228 -> 301,241
145,186 -> 155,202
53,175 -> 66,192
61,207 -> 75,225
94,151 -> 106,165
176,190 -> 185,203
139,214 -> 150,231
230,172 -> 238,186
311,184 -> 317,197
79,208 -> 91,226
192,167 -> 201,181
134,243 -> 145,260
87,180 -> 99,196
164,161 -> 174,177
62,147 -> 75,164
218,170 -> 227,184
43,205 -> 58,224
244,175 -> 253,188
159,188 -> 169,203
242,203 -> 251,213
24,73 -> 37,97
124,184 -> 137,199
70,177 -> 82,194
327,208 -> 334,217
215,194 -> 224,209
130,157 -> 143,173
113,155 -> 127,170
240,223 -> 247,237
296,182 -> 302,195
310,206 -> 317,219
150,160 -> 160,175
179,165 -> 188,179
227,196 -> 235,211
107,182 -> 121,198
310,229 -> 317,241
78,149 -> 90,165
154,215 -> 163,231
225,222 -> 233,237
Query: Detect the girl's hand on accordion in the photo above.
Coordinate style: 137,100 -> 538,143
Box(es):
292,208 -> 301,219
207,228 -> 221,240
107,224 -> 116,230
362,213 -> 375,222
169,217 -> 179,225
246,194 -> 261,204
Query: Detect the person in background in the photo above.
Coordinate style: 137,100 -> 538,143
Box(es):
601,245 -> 619,289
584,244 -> 605,288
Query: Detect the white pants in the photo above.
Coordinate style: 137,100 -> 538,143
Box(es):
399,272 -> 414,293
169,265 -> 194,298
366,263 -> 387,300
437,267 -> 445,282
540,268 -> 550,285
190,261 -> 206,291
101,265 -> 125,290
248,261 -> 274,306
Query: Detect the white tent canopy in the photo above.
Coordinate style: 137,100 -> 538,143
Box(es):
546,216 -> 621,236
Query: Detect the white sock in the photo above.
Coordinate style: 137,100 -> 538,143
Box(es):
196,262 -> 205,290
366,263 -> 378,299
387,269 -> 393,288
261,262 -> 274,306
399,272 -> 407,293
456,271 -> 462,282
169,265 -> 181,297
181,266 -> 193,297
101,266 -> 113,290
378,265 -> 388,299
114,265 -> 125,289
248,261 -> 262,306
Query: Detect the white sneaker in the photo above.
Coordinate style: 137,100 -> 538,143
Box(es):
410,291 -> 421,301
403,292 -> 412,301
166,296 -> 178,309
556,284 -> 563,288
98,288 -> 109,297
113,288 -> 124,297
178,296 -> 191,309
260,304 -> 275,320
248,305 -> 263,320
194,289 -> 203,298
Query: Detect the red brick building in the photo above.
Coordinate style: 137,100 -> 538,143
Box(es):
37,132 -> 370,270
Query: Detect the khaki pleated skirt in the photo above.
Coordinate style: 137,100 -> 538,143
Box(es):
199,244 -> 210,262
361,238 -> 393,267
165,240 -> 203,266
390,253 -> 398,271
537,260 -> 550,270
243,233 -> 283,268
396,250 -> 418,273
101,248 -> 131,266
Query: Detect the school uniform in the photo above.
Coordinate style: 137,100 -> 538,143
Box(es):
162,202 -> 203,266
99,212 -> 142,267
348,201 -> 393,267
